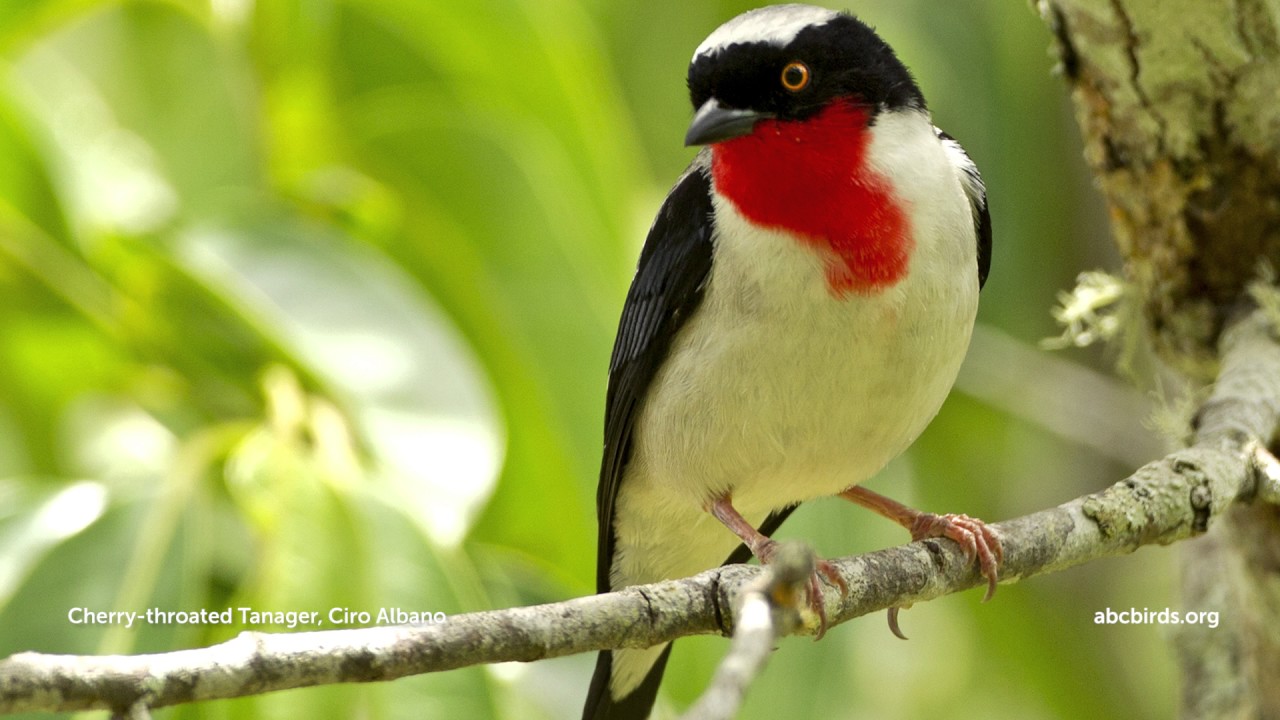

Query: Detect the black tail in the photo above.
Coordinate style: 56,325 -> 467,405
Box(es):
582,645 -> 673,720
581,505 -> 796,719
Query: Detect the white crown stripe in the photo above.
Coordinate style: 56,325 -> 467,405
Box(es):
692,4 -> 840,62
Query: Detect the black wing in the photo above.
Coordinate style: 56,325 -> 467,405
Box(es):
936,128 -> 992,289
596,159 -> 716,592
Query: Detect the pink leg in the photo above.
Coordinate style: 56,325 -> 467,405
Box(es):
841,486 -> 1003,638
708,495 -> 847,639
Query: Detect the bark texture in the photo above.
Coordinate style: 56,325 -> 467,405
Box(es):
1041,0 -> 1280,374
1039,1 -> 1280,717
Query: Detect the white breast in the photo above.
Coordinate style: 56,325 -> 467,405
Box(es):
612,105 -> 977,584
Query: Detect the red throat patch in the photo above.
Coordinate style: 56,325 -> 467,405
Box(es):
709,100 -> 912,295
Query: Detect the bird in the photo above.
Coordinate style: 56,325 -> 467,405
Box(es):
583,5 -> 998,719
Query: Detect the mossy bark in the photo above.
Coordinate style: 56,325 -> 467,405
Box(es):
1039,1 -> 1280,716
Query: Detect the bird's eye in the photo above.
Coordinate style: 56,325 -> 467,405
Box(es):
781,61 -> 810,91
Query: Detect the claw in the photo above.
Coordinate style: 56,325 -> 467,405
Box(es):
808,558 -> 848,640
911,512 -> 1003,601
886,607 -> 908,640
816,558 -> 848,596
807,573 -> 828,639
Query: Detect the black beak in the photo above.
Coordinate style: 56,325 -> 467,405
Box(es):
684,99 -> 773,146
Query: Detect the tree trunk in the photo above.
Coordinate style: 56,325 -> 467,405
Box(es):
1037,0 -> 1280,716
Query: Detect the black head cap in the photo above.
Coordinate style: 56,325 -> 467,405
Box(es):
687,4 -> 924,123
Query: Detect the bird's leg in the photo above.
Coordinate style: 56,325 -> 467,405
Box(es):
707,495 -> 847,638
840,485 -> 1002,639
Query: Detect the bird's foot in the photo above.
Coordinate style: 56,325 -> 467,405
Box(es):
839,487 -> 1003,638
908,512 -> 1003,601
884,514 -> 1001,640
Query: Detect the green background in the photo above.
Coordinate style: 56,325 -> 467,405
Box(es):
0,1 -> 1184,718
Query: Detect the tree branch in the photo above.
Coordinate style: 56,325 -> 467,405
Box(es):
1176,308 -> 1280,715
3,309 -> 1279,717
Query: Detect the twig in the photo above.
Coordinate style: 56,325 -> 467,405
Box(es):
680,543 -> 810,720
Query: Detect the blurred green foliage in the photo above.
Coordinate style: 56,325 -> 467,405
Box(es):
0,1 -> 1181,719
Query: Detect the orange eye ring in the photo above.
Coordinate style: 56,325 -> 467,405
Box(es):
781,61 -> 810,91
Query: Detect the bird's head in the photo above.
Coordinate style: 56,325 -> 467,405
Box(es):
684,4 -> 923,147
